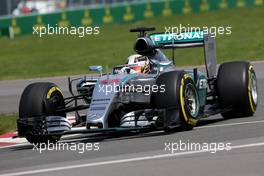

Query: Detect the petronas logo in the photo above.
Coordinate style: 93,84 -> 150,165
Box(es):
144,3 -> 154,18
34,16 -> 45,33
103,8 -> 114,24
255,0 -> 263,6
237,0 -> 245,7
183,0 -> 192,14
11,18 -> 21,35
162,1 -> 172,16
123,6 -> 134,22
82,10 -> 92,26
59,12 -> 70,27
200,0 -> 209,11
37,16 -> 43,24
219,0 -> 228,9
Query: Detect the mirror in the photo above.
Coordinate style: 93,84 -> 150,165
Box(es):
88,65 -> 103,72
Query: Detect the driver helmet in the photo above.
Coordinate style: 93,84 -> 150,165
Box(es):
126,54 -> 151,73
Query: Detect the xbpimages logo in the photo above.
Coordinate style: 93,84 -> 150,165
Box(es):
33,24 -> 100,37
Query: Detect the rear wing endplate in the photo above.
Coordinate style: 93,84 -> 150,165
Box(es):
150,32 -> 217,79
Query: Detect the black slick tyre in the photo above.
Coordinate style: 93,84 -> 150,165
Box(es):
18,82 -> 65,144
217,61 -> 258,119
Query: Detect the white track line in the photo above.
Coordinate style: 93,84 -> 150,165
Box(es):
0,138 -> 26,143
1,119 -> 264,149
196,119 -> 264,129
1,141 -> 264,176
0,143 -> 29,149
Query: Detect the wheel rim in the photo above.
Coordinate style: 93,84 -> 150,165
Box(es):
250,73 -> 258,105
184,83 -> 199,117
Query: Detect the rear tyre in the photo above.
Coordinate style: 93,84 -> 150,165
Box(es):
154,71 -> 200,132
18,82 -> 65,144
217,61 -> 258,119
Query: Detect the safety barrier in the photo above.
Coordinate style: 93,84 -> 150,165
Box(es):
0,0 -> 263,37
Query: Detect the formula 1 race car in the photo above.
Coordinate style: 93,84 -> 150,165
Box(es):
17,27 -> 258,144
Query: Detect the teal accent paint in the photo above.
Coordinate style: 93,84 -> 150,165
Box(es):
150,31 -> 204,45
120,73 -> 138,85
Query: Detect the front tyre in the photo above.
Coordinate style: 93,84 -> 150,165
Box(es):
18,82 -> 66,144
153,71 -> 200,132
217,61 -> 258,119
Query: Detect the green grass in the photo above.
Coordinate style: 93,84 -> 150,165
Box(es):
0,7 -> 263,80
0,114 -> 17,135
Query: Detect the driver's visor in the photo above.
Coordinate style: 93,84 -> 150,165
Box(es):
130,66 -> 142,73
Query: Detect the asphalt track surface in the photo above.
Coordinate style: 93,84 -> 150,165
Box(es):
0,61 -> 264,176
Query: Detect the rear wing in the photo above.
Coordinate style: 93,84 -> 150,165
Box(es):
150,31 -> 217,79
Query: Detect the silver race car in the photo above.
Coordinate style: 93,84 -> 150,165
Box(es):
17,27 -> 258,144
